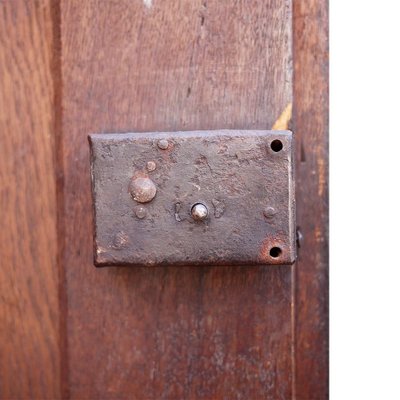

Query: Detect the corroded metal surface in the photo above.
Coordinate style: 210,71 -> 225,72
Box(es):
89,130 -> 296,267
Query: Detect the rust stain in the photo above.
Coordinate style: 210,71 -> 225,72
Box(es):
259,236 -> 286,265
259,239 -> 271,261
272,103 -> 292,130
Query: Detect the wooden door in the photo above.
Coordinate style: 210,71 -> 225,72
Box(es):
0,1 -> 328,399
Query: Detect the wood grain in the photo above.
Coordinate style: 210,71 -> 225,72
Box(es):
60,0 -> 293,398
293,0 -> 329,398
0,1 -> 60,398
0,0 -> 329,397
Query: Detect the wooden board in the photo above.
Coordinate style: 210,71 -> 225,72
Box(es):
0,1 -> 60,398
293,1 -> 329,398
60,0 -> 294,398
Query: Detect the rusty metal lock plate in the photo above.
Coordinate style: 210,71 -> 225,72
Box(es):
89,130 -> 296,267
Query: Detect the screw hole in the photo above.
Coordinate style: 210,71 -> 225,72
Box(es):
269,247 -> 282,258
270,139 -> 283,152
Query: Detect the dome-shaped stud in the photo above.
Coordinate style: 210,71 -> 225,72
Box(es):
130,177 -> 157,203
191,203 -> 208,221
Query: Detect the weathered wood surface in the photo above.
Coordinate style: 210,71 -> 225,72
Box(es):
61,0 -> 294,398
293,0 -> 329,398
0,1 -> 60,398
0,0 -> 328,397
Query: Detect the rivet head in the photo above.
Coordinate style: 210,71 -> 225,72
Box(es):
191,203 -> 208,221
157,139 -> 169,150
134,205 -> 147,219
146,161 -> 156,171
112,232 -> 128,249
263,206 -> 277,218
130,177 -> 157,203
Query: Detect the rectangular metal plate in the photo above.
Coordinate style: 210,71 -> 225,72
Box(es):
89,130 -> 295,266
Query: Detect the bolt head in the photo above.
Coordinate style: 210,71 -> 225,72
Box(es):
112,232 -> 128,249
130,177 -> 157,203
146,160 -> 156,171
134,205 -> 147,219
263,206 -> 277,218
157,139 -> 169,150
191,203 -> 208,221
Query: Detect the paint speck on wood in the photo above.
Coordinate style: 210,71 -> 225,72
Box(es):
272,103 -> 292,130
143,0 -> 152,9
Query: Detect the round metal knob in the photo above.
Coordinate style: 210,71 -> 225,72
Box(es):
130,177 -> 157,203
191,203 -> 208,221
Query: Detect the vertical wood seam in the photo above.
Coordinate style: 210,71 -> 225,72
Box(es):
50,0 -> 69,398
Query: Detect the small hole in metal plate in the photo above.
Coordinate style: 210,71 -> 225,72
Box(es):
269,247 -> 282,258
271,139 -> 283,152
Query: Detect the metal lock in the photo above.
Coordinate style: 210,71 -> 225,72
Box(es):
89,130 -> 296,267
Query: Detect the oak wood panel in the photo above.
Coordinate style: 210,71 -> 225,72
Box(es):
293,0 -> 329,398
0,1 -> 60,398
60,0 -> 293,398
